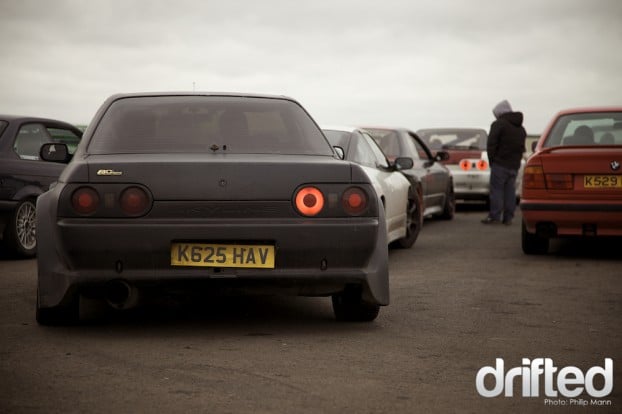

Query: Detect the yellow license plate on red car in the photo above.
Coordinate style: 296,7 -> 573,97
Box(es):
583,175 -> 622,189
171,243 -> 275,268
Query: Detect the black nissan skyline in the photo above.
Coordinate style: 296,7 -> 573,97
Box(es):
35,92 -> 389,324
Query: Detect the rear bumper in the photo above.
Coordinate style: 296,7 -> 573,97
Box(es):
451,170 -> 490,199
521,200 -> 622,236
37,204 -> 389,308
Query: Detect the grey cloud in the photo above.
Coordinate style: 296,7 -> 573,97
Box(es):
0,0 -> 621,131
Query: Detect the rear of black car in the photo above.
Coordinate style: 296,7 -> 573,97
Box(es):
36,93 -> 389,324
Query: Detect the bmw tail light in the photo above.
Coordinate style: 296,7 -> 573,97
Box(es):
476,160 -> 488,170
342,187 -> 368,216
120,186 -> 150,216
523,165 -> 546,189
459,160 -> 472,171
295,186 -> 325,216
545,174 -> 573,190
71,187 -> 100,215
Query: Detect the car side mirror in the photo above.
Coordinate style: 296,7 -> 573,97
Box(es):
393,157 -> 414,170
40,143 -> 70,163
333,146 -> 345,160
435,150 -> 450,162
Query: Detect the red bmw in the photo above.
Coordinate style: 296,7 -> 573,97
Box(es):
520,107 -> 622,254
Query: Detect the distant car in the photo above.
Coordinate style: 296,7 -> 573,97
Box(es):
36,93 -> 389,324
364,127 -> 455,219
322,126 -> 417,247
417,128 -> 493,203
0,115 -> 82,256
520,107 -> 622,254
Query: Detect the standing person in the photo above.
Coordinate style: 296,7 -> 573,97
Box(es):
482,99 -> 526,225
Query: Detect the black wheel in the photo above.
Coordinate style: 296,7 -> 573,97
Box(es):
397,192 -> 422,249
521,220 -> 549,255
4,198 -> 37,257
36,290 -> 79,326
439,182 -> 455,220
332,286 -> 380,322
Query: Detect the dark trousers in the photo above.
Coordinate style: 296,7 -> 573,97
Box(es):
488,163 -> 518,222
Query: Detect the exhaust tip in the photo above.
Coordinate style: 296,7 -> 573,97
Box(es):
105,280 -> 137,310
536,222 -> 557,238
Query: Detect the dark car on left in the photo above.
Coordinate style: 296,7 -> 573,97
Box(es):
0,115 -> 82,256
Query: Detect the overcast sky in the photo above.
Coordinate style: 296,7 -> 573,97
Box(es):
1,0 -> 621,133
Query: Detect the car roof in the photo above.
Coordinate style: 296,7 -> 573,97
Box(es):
321,125 -> 359,133
416,127 -> 488,133
361,126 -> 406,131
0,115 -> 82,136
553,107 -> 622,116
0,114 -> 77,124
104,91 -> 296,101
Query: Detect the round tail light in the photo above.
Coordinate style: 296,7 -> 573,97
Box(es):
476,159 -> 488,170
459,160 -> 472,171
71,187 -> 100,215
295,186 -> 324,216
342,187 -> 368,216
120,186 -> 150,216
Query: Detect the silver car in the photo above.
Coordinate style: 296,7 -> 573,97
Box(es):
418,128 -> 491,202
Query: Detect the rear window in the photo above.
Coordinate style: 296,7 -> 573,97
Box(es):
365,129 -> 403,159
543,112 -> 622,147
365,128 -> 425,161
323,129 -> 350,149
417,129 -> 487,150
88,96 -> 333,156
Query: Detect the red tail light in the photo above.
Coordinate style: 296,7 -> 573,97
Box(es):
476,159 -> 488,170
120,186 -> 150,216
523,165 -> 546,189
71,187 -> 100,215
295,186 -> 325,216
459,160 -> 472,171
342,187 -> 368,216
545,174 -> 573,190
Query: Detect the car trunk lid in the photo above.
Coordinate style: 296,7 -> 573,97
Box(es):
538,147 -> 622,196
442,149 -> 484,165
84,153 -> 354,200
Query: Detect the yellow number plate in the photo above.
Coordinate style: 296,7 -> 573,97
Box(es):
583,175 -> 622,188
171,243 -> 275,268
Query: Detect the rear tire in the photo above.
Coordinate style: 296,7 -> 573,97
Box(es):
397,192 -> 422,248
332,287 -> 380,322
4,198 -> 37,257
439,182 -> 455,220
521,220 -> 549,255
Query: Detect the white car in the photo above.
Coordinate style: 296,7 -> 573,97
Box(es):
323,126 -> 419,248
417,128 -> 523,202
452,151 -> 525,201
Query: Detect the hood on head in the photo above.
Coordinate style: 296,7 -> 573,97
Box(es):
502,111 -> 524,127
493,100 -> 513,119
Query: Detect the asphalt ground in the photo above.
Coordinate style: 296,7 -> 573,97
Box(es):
0,206 -> 620,413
